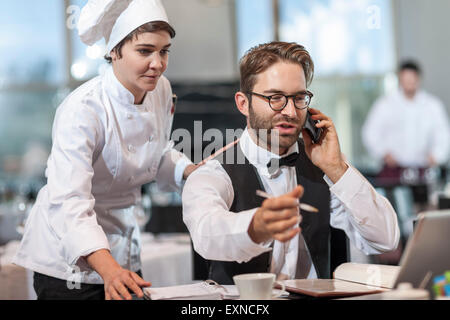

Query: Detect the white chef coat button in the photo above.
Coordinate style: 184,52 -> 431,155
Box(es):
127,113 -> 133,120
128,145 -> 135,153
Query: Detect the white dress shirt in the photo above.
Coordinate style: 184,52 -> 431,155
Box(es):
362,89 -> 450,167
13,66 -> 191,284
183,128 -> 400,280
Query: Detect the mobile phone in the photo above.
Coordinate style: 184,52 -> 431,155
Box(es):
303,110 -> 322,143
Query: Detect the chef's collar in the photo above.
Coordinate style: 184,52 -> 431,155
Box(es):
239,127 -> 299,178
104,66 -> 147,108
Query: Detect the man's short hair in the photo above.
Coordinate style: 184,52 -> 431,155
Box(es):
239,41 -> 314,93
398,59 -> 422,76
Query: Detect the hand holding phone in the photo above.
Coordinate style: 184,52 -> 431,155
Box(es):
303,110 -> 322,143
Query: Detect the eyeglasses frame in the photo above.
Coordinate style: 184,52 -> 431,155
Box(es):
246,90 -> 314,111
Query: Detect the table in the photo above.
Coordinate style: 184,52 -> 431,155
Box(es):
0,241 -> 36,300
0,232 -> 193,300
139,233 -> 193,287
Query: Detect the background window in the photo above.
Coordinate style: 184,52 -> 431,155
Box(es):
235,0 -> 274,60
279,0 -> 395,76
69,0 -> 108,81
0,1 -> 65,85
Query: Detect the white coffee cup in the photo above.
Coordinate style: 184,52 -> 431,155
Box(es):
233,273 -> 286,300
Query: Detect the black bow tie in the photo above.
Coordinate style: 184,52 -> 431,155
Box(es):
267,152 -> 299,174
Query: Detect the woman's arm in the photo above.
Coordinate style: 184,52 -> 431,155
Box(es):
85,249 -> 151,300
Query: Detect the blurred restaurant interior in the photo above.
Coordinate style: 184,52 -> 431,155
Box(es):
1,0 -> 450,300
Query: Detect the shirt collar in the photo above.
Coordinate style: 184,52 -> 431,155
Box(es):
239,127 -> 299,178
398,88 -> 425,105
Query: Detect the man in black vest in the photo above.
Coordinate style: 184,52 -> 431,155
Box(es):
182,42 -> 400,285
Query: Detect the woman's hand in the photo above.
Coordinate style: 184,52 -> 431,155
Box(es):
85,249 -> 151,300
183,163 -> 202,180
103,267 -> 151,300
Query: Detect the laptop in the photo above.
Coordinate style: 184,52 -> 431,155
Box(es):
280,209 -> 450,298
394,209 -> 450,292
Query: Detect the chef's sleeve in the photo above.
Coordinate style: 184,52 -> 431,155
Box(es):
154,80 -> 192,193
45,103 -> 110,268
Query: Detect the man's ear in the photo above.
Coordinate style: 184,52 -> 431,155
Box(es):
235,91 -> 249,117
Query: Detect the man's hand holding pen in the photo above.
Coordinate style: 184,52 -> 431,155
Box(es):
248,185 -> 304,244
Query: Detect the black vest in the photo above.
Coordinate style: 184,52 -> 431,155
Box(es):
199,139 -> 347,285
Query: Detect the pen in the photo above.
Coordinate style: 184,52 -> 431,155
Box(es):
256,190 -> 319,213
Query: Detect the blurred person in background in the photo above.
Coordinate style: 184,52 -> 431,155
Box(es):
362,60 -> 450,205
13,0 -> 197,300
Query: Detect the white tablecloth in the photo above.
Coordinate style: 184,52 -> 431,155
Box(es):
0,232 -> 193,300
139,233 -> 193,288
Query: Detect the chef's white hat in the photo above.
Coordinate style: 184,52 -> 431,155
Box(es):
78,0 -> 171,54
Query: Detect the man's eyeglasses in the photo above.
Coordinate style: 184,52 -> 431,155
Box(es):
247,91 -> 313,111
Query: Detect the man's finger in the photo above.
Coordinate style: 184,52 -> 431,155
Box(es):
315,119 -> 333,129
267,216 -> 300,234
262,208 -> 298,224
273,227 -> 300,242
262,197 -> 299,210
285,185 -> 304,199
309,108 -> 330,121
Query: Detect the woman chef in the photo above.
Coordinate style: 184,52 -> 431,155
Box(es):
13,0 -> 196,300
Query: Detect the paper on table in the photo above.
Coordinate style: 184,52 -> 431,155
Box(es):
143,282 -> 290,300
144,281 -> 226,300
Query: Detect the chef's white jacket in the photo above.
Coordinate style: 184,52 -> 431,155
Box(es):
362,89 -> 450,167
13,66 -> 191,284
183,128 -> 400,280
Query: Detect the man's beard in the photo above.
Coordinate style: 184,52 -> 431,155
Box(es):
248,103 -> 303,153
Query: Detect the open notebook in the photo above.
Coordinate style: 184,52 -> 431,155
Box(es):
144,281 -> 226,300
278,263 -> 400,298
143,280 -> 289,300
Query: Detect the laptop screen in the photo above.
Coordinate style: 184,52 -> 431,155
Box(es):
394,210 -> 450,296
